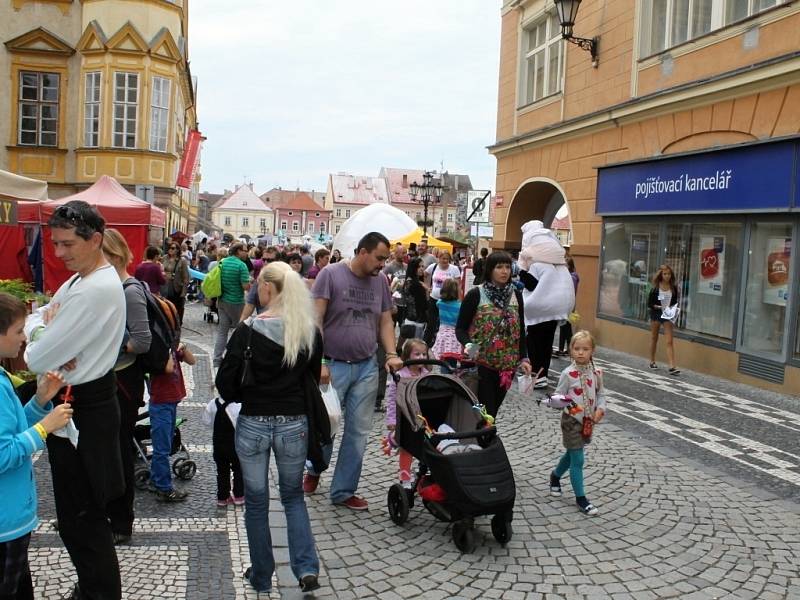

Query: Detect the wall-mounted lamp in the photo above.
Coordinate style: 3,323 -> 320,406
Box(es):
553,0 -> 599,68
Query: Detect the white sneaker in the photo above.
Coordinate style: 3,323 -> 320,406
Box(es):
533,377 -> 549,389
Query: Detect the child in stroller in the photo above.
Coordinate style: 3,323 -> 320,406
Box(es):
387,357 -> 516,553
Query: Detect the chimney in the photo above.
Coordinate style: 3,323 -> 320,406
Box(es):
249,182 -> 254,190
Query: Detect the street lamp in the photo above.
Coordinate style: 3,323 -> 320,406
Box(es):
553,0 -> 599,67
408,171 -> 443,239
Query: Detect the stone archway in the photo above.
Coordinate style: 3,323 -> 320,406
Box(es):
503,177 -> 569,249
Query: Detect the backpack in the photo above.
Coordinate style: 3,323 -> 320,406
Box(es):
201,264 -> 222,298
124,280 -> 179,375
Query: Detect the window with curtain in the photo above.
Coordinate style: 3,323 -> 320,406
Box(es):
84,72 -> 101,147
520,12 -> 563,105
150,76 -> 170,152
113,72 -> 138,148
18,71 -> 59,146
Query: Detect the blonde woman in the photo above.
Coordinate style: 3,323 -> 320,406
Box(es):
215,261 -> 324,594
102,228 -> 151,545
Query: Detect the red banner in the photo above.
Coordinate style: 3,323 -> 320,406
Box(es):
176,129 -> 203,189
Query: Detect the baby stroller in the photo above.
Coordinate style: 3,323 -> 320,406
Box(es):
186,278 -> 200,302
132,409 -> 197,489
388,358 -> 515,553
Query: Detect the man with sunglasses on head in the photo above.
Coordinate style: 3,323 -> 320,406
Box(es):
24,200 -> 126,600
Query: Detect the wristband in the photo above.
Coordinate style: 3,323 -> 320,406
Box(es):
34,423 -> 47,440
385,352 -> 398,359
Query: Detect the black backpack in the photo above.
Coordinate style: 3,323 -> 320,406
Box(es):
124,280 -> 179,375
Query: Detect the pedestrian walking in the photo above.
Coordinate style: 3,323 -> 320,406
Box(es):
103,229 -> 151,545
472,247 -> 488,285
148,342 -> 195,502
24,200 -> 127,600
212,243 -> 251,368
648,264 -> 681,374
215,261 -> 325,594
455,251 -> 531,418
396,258 -> 429,353
162,242 -> 190,324
424,250 -> 461,346
303,232 -> 403,510
546,330 -> 606,516
0,293 -> 72,600
431,278 -> 462,358
134,246 -> 166,294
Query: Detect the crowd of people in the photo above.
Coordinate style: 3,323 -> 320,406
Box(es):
0,204 -> 686,598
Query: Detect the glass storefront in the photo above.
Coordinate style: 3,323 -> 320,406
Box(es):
739,222 -> 792,357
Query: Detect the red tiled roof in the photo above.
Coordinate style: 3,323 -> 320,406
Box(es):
551,215 -> 571,230
382,167 -> 427,205
272,191 -> 329,212
329,174 -> 389,205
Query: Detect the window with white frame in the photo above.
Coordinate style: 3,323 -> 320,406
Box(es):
520,12 -> 563,106
149,76 -> 170,152
259,217 -> 266,229
308,222 -> 315,233
345,209 -> 351,218
242,217 -> 249,227
335,224 -> 341,234
320,222 -> 326,232
640,0 -> 782,56
335,208 -> 341,217
224,216 -> 231,226
292,221 -> 300,233
447,212 -> 454,222
18,71 -> 59,146
84,72 -> 101,147
113,72 -> 138,148
280,220 -> 287,231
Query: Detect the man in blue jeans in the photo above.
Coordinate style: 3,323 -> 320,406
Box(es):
303,232 -> 403,510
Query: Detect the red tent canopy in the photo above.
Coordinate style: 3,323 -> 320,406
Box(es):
40,176 -> 166,292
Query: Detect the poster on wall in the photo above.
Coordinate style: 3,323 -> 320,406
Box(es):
763,237 -> 791,306
697,235 -> 725,296
628,233 -> 650,284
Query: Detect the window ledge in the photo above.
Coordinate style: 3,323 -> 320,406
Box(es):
7,145 -> 67,153
516,91 -> 562,115
639,1 -> 800,65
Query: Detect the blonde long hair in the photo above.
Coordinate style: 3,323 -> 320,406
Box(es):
102,228 -> 132,269
259,261 -> 316,366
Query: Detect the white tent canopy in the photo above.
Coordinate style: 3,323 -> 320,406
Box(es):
333,203 -> 417,259
0,169 -> 47,201
191,230 -> 210,246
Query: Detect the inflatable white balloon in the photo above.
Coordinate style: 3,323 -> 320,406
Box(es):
333,203 -> 417,259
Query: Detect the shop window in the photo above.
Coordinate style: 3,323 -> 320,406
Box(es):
519,12 -> 563,105
739,222 -> 792,356
19,71 -> 59,146
666,223 -> 742,340
598,222 -> 661,320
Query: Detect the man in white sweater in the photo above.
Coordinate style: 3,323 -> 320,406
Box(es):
25,200 -> 126,600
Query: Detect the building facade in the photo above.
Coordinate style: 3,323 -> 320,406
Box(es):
325,173 -> 390,235
270,191 -> 331,240
490,0 -> 800,392
1,0 -> 201,233
211,183 -> 271,242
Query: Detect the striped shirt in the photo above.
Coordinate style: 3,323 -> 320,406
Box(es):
219,256 -> 250,304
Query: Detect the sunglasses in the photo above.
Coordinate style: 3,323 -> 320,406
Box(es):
169,246 -> 178,250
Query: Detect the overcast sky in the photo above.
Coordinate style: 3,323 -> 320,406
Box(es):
189,1 -> 502,196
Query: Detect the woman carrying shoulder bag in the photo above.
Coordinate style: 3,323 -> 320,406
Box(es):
455,251 -> 531,418
648,264 -> 680,375
215,261 -> 324,595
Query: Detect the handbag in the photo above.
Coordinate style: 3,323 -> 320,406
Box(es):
240,322 -> 257,387
320,383 -> 341,433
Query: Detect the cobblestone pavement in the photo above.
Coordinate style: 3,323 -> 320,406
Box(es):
28,304 -> 800,599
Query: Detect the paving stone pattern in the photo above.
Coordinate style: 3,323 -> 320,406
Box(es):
27,305 -> 800,599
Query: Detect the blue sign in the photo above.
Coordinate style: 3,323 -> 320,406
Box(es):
596,140 -> 798,215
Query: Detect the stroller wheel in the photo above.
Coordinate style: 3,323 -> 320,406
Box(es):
491,513 -> 513,546
177,460 -> 197,480
134,466 -> 151,490
452,519 -> 476,553
387,484 -> 410,525
172,458 -> 187,477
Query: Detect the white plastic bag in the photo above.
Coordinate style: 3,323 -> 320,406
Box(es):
320,384 -> 341,434
516,373 -> 533,395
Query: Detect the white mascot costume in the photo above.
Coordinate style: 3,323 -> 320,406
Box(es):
518,220 -> 575,385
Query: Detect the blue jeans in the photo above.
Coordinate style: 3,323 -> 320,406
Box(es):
310,357 -> 378,503
236,415 -> 318,592
149,402 -> 177,491
554,448 -> 586,498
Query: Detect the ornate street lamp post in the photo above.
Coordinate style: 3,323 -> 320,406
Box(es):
409,171 -> 443,239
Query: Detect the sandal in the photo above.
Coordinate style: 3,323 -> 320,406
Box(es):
649,362 -> 658,369
669,367 -> 681,375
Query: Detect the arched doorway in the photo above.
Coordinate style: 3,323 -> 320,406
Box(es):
504,177 -> 569,249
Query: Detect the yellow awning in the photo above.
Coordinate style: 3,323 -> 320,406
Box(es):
390,228 -> 453,253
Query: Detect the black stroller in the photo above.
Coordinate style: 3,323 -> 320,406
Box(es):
132,410 -> 197,489
388,359 -> 515,553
